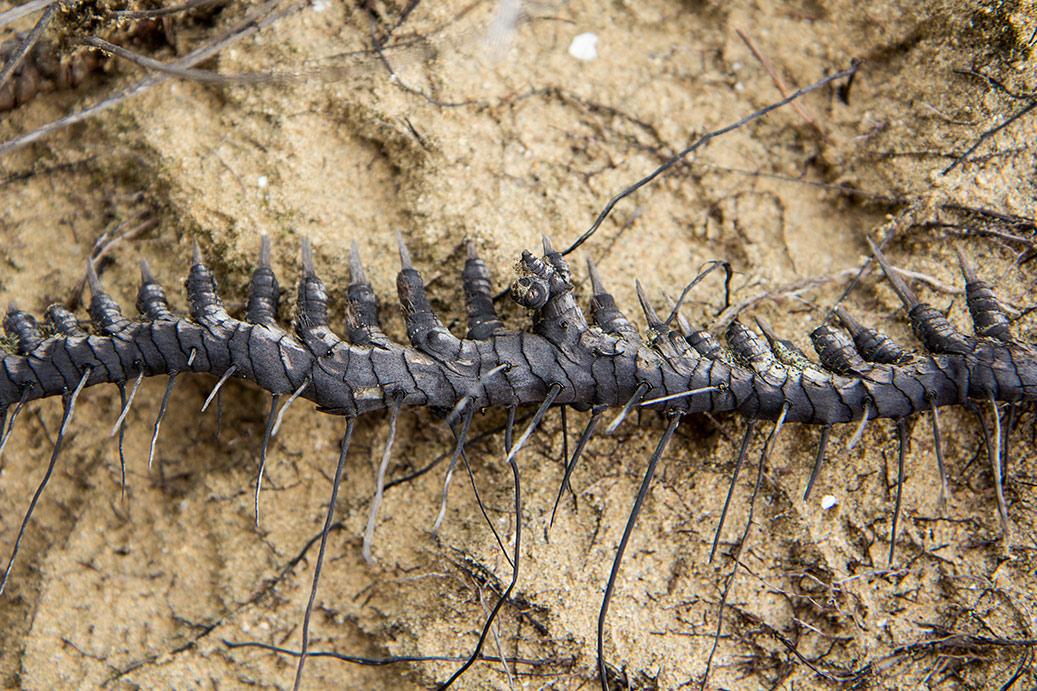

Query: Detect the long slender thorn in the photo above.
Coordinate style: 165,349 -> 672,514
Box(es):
988,393 -> 1012,544
192,240 -> 203,266
605,382 -> 650,434
550,406 -> 605,529
504,406 -> 516,454
397,231 -> 414,270
147,351 -> 195,473
433,403 -> 475,536
0,367 -> 90,597
641,385 -> 719,407
0,390 -> 29,460
292,418 -> 355,691
116,382 -> 128,502
888,420 -> 908,567
254,393 -> 281,526
866,235 -> 919,310
110,369 -> 144,436
271,378 -> 309,437
598,412 -> 682,691
504,384 -> 563,467
363,395 -> 403,565
804,425 -> 832,501
710,420 -> 756,564
148,373 -> 177,471
201,366 -> 237,413
928,394 -> 948,505
846,399 -> 871,451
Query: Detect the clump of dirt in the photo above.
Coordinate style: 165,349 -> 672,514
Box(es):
1,1 -> 1035,689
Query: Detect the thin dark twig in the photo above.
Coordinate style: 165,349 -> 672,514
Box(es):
700,403 -> 789,691
943,98 -> 1037,174
434,441 -> 523,690
598,412 -> 682,691
0,2 -> 56,93
562,61 -> 863,256
292,419 -> 355,691
0,0 -> 294,156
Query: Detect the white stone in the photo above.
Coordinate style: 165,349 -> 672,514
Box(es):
821,494 -> 838,511
569,33 -> 599,61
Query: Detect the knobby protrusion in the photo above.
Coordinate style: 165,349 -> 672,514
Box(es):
136,259 -> 174,320
396,232 -> 461,355
587,258 -> 637,337
345,242 -> 391,348
959,249 -> 1013,343
246,235 -> 280,327
867,237 -> 970,355
462,242 -> 505,340
45,305 -> 84,337
4,304 -> 43,354
836,307 -> 912,365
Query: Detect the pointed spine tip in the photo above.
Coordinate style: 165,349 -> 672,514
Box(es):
956,247 -> 978,283
300,237 -> 314,277
867,236 -> 919,309
835,307 -> 863,334
397,231 -> 413,270
635,280 -> 662,326
349,241 -> 368,284
85,260 -> 103,296
586,258 -> 605,295
754,316 -> 778,344
139,258 -> 155,284
466,240 -> 479,260
259,235 -> 272,268
191,240 -> 203,266
541,234 -> 555,255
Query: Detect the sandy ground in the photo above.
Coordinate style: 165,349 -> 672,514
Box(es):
1,1 -> 1036,689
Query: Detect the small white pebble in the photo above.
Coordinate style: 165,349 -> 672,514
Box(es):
257,175 -> 269,189
821,494 -> 838,511
241,621 -> 251,634
735,82 -> 746,92
311,0 -> 328,12
569,32 -> 599,61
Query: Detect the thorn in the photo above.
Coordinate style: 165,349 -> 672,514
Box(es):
835,306 -> 863,334
85,261 -> 103,296
397,231 -> 413,270
192,240 -> 203,266
259,235 -> 272,268
586,258 -> 605,295
466,240 -> 479,259
754,316 -> 778,346
955,247 -> 978,283
349,241 -> 367,284
635,280 -> 663,328
866,236 -> 919,310
542,234 -> 556,255
300,237 -> 315,277
139,258 -> 156,284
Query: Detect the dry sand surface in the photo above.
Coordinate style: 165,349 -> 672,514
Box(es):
1,1 -> 1036,689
